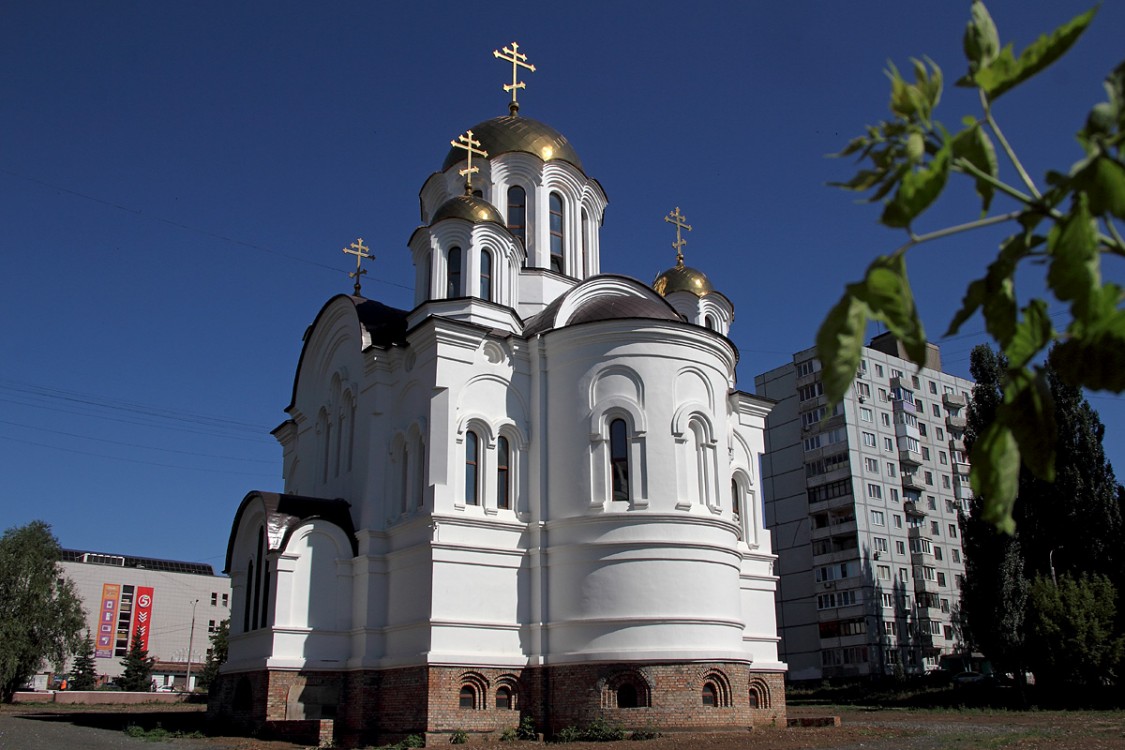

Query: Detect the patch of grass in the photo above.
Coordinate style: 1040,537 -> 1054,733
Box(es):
553,717 -> 626,742
450,729 -> 468,744
122,722 -> 204,741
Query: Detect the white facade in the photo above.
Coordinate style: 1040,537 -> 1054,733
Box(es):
755,334 -> 973,680
58,550 -> 230,689
221,109 -> 784,726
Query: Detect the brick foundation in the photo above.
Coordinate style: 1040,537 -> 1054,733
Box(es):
209,662 -> 785,748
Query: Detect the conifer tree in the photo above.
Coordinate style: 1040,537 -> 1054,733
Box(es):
118,629 -> 155,692
197,619 -> 228,692
70,631 -> 97,691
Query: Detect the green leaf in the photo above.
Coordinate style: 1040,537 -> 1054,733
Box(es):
855,254 -> 928,364
1000,366 -> 1056,482
971,422 -> 1021,534
946,278 -> 987,337
1046,193 -> 1100,310
1052,283 -> 1125,391
1073,154 -> 1125,219
963,0 -> 1001,72
1003,299 -> 1054,368
962,6 -> 1097,100
952,124 -> 999,213
816,292 -> 869,407
976,230 -> 1041,347
882,134 -> 951,228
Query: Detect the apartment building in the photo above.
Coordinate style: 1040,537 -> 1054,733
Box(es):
755,333 -> 973,681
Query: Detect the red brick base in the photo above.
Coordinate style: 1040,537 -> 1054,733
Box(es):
208,662 -> 786,748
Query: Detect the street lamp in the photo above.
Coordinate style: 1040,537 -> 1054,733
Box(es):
184,599 -> 199,692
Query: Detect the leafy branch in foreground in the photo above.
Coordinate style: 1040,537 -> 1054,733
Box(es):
820,0 -> 1125,533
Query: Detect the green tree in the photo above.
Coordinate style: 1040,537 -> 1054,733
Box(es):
196,619 -> 229,692
1027,573 -> 1124,690
118,629 -> 155,692
0,521 -> 85,702
70,631 -> 98,691
819,0 -> 1125,533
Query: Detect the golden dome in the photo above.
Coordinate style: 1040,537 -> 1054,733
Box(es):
431,194 -> 505,226
442,115 -> 583,172
653,262 -> 714,297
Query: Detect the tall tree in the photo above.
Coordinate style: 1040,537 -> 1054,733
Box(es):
70,631 -> 98,691
1027,573 -> 1123,691
118,629 -> 155,692
196,619 -> 229,692
0,521 -> 85,702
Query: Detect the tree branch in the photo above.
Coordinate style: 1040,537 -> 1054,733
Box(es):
980,89 -> 1042,200
903,211 -> 1024,249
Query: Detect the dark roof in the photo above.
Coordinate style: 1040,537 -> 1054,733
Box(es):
442,115 -> 583,172
523,275 -> 684,336
61,549 -> 217,577
224,491 -> 356,574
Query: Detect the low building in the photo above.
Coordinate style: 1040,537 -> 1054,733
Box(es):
56,549 -> 231,691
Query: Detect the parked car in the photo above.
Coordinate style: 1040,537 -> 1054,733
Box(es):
952,671 -> 987,686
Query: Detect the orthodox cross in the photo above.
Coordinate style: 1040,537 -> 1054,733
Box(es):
342,237 -> 373,295
664,207 -> 692,266
493,41 -> 535,115
450,130 -> 488,194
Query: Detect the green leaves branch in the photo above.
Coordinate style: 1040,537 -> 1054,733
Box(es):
822,0 -> 1125,533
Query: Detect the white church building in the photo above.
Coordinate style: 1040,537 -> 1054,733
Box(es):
212,46 -> 785,746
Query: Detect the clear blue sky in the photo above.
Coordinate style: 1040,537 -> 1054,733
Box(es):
3,1 -> 1122,570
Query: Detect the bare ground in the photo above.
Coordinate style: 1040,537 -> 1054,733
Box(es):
2,703 -> 1124,750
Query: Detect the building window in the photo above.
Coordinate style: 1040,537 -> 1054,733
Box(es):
867,483 -> 882,499
465,431 -> 480,505
871,509 -> 885,526
863,432 -> 876,447
873,536 -> 888,552
459,685 -> 476,709
480,249 -> 493,301
507,186 -> 526,245
581,208 -> 590,276
210,592 -> 217,606
497,436 -> 511,510
549,192 -> 564,273
496,686 -> 513,710
931,520 -> 941,535
864,457 -> 878,472
731,479 -> 741,521
887,462 -> 896,477
617,683 -> 638,708
447,246 -> 462,297
704,314 -> 716,331
896,540 -> 906,555
949,523 -> 958,538
860,407 -> 873,422
702,682 -> 717,707
952,548 -> 961,563
221,593 -> 228,607
881,412 -> 891,427
610,418 -> 630,502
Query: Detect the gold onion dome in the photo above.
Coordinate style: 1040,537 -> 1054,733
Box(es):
653,261 -> 714,297
442,115 -> 583,172
431,194 -> 506,226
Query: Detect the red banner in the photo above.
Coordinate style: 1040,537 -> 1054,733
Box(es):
96,584 -> 119,658
132,587 -> 155,652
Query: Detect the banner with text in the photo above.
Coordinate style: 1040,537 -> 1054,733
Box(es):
132,587 -> 155,652
96,583 -> 120,658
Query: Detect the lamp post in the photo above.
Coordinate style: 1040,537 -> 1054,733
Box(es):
184,598 -> 199,692
1049,547 -> 1063,587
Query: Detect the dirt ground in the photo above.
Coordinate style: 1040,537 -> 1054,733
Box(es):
2,703 -> 1124,750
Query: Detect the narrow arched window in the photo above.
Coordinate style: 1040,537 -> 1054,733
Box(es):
705,315 -> 717,331
497,436 -> 510,510
495,686 -> 513,710
243,558 -> 254,633
414,439 -> 426,508
448,247 -> 462,298
480,249 -> 493,301
251,528 -> 264,630
549,193 -> 564,273
425,254 -> 433,299
702,682 -> 718,706
465,431 -> 480,505
459,685 -> 476,709
507,186 -> 526,245
400,443 -> 409,513
581,208 -> 590,277
732,479 -> 741,522
259,562 -> 270,630
617,683 -> 638,708
610,418 -> 630,502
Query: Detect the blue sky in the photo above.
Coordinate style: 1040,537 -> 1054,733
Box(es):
3,1 -> 1122,570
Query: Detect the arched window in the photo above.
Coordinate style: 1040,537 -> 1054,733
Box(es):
704,315 -> 717,331
251,528 -> 264,630
414,438 -> 426,508
243,558 -> 254,633
549,192 -> 564,273
400,443 -> 409,513
448,247 -> 462,297
459,685 -> 476,709
732,479 -> 742,522
507,186 -> 526,245
702,682 -> 718,707
480,249 -> 493,301
495,685 -> 513,710
616,683 -> 638,708
259,561 -> 270,630
465,431 -> 480,505
610,419 -> 630,502
497,436 -> 511,510
580,208 -> 590,277
425,254 -> 433,299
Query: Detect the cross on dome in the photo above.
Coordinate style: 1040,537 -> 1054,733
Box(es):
664,207 -> 692,267
342,237 -> 373,296
450,130 -> 489,194
493,41 -> 535,116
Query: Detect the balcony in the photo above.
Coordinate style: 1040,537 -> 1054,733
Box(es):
914,577 -> 941,594
899,448 -> 922,466
810,519 -> 858,540
946,414 -> 967,431
902,472 -> 924,491
892,398 -> 917,414
942,392 -> 967,409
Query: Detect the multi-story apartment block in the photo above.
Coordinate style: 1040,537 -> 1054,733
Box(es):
755,333 -> 974,681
